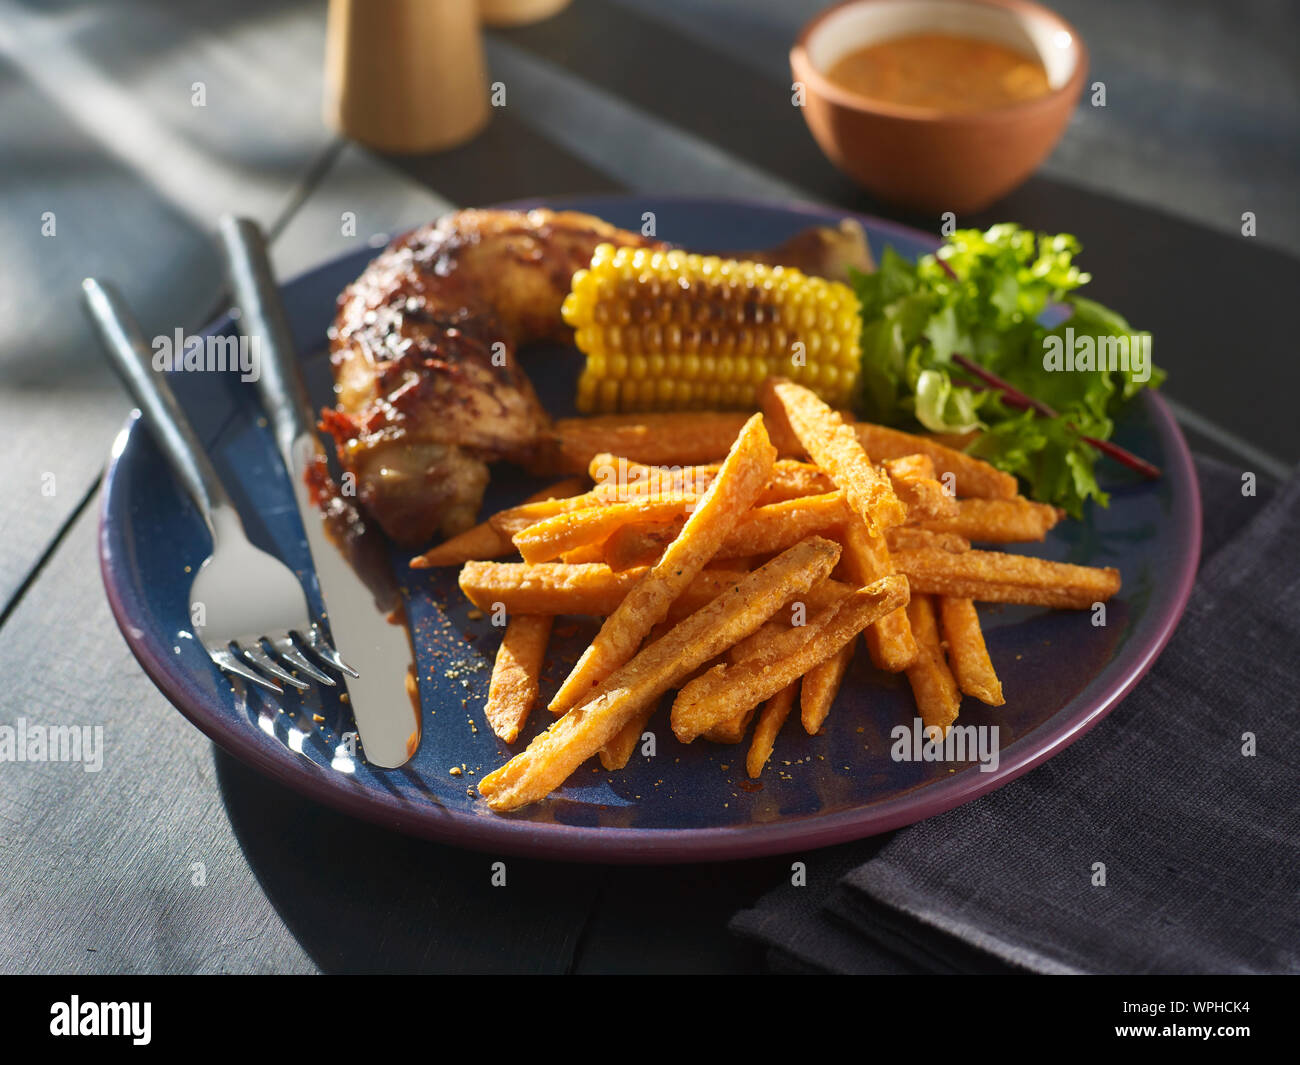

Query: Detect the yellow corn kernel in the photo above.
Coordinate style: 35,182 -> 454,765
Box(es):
562,244 -> 861,412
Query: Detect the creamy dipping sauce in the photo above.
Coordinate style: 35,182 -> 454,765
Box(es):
824,32 -> 1052,113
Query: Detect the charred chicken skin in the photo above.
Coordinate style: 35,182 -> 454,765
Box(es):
324,208 -> 872,547
325,209 -> 658,546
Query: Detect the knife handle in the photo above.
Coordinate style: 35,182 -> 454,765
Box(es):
217,215 -> 315,462
82,278 -> 234,535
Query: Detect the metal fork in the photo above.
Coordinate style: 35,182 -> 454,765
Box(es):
83,278 -> 355,694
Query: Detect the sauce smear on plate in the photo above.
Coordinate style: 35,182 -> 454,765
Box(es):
825,33 -> 1051,112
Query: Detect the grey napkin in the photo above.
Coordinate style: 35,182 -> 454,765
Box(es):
731,456 -> 1300,974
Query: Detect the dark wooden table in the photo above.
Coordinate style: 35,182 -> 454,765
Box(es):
1,0 -> 1296,973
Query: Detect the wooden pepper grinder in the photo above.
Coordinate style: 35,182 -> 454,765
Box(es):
479,0 -> 571,26
324,0 -> 490,154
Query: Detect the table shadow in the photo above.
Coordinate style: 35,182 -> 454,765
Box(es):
213,747 -> 778,973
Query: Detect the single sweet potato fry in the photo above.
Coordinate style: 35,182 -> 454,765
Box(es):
598,620 -> 675,764
483,614 -> 552,743
559,543 -> 609,564
891,548 -> 1121,609
491,497 -> 593,539
727,619 -> 797,666
459,560 -> 646,615
840,519 -> 918,673
702,703 -> 762,744
885,527 -> 971,554
513,494 -> 697,563
800,639 -> 854,734
883,453 -> 935,480
459,561 -> 853,621
588,453 -> 713,497
938,596 -> 1004,706
491,470 -> 709,540
598,704 -> 657,769
746,682 -> 799,778
917,497 -> 1064,543
904,595 -> 962,733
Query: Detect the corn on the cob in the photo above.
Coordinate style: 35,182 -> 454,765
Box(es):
562,244 -> 861,413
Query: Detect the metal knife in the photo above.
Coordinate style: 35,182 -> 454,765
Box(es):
217,215 -> 420,768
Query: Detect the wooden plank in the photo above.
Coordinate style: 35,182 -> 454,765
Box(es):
271,144 -> 457,279
0,0 -> 329,227
0,0 -> 335,616
0,50 -> 222,614
384,109 -> 623,207
490,0 -> 839,207
212,747 -> 605,974
483,38 -> 806,200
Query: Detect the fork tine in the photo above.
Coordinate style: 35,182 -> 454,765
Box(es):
268,636 -> 336,685
303,624 -> 359,677
210,646 -> 284,694
240,643 -> 310,691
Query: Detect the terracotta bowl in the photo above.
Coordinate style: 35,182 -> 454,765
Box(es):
791,0 -> 1087,213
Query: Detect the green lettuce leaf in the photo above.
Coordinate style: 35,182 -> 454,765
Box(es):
849,224 -> 1162,516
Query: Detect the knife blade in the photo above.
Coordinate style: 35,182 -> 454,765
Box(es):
218,215 -> 420,768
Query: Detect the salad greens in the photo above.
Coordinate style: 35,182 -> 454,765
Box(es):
849,224 -> 1163,518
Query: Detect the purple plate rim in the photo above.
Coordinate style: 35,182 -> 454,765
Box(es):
98,197 -> 1203,864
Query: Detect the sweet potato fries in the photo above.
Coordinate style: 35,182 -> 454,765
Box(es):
416,379 -> 1121,811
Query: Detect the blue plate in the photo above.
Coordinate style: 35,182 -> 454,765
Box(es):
99,196 -> 1200,862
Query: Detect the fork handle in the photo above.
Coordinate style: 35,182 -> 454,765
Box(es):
217,216 -> 315,462
82,278 -> 233,534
